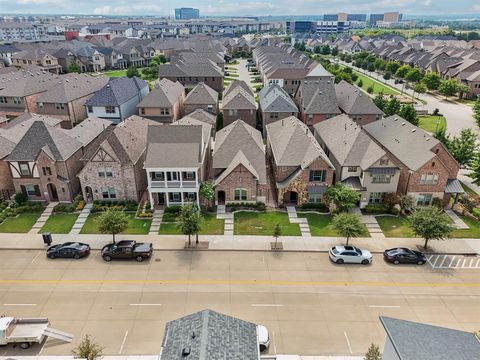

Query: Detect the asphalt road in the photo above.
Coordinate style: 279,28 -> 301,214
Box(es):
0,250 -> 479,357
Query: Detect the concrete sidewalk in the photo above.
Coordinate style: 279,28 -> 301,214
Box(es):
0,232 -> 477,255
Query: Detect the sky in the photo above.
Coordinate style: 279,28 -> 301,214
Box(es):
0,0 -> 480,17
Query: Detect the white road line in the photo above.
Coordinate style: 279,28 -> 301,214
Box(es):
3,303 -> 37,306
455,258 -> 462,268
129,303 -> 162,306
119,330 -> 128,354
30,251 -> 42,264
448,256 -> 455,267
426,255 -> 434,261
432,256 -> 441,267
475,259 -> 480,268
469,259 -> 475,268
462,258 -> 467,267
344,331 -> 353,354
439,255 -> 448,268
368,305 -> 400,308
251,304 -> 284,307
272,330 -> 277,354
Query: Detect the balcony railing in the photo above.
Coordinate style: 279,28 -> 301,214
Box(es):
150,180 -> 198,188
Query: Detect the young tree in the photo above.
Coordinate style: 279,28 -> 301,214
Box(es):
357,79 -> 364,88
474,97 -> 480,126
331,47 -> 339,56
457,83 -> 471,99
385,61 -> 400,74
364,343 -> 382,360
97,209 -> 129,243
449,128 -> 478,167
200,181 -> 215,206
320,45 -> 331,55
399,104 -> 419,126
273,223 -> 281,248
468,152 -> 480,185
384,96 -> 401,116
405,68 -> 423,83
422,72 -> 441,90
373,92 -> 386,111
327,184 -> 361,212
395,65 -> 411,78
408,207 -> 453,249
438,79 -> 460,98
413,82 -> 427,95
399,195 -> 416,215
177,204 -> 202,247
332,212 -> 365,246
72,334 -> 104,360
126,66 -> 140,78
383,71 -> 391,80
68,62 -> 81,74
367,85 -> 374,94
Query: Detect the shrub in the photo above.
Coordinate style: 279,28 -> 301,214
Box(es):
431,197 -> 444,209
367,85 -> 374,94
472,208 -> 480,219
383,193 -> 400,209
299,203 -> 328,212
53,203 -> 76,213
226,202 -> 265,211
364,204 -> 390,214
459,195 -> 475,212
14,192 -> 28,205
357,79 -> 363,88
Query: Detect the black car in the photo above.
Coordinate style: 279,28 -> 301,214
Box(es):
101,240 -> 153,262
47,242 -> 90,259
384,248 -> 426,265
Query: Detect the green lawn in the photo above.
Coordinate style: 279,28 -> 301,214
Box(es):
0,212 -> 42,233
353,70 -> 400,95
39,213 -> 79,234
159,212 -> 224,235
299,212 -> 369,237
418,115 -> 446,133
104,70 -> 128,78
234,211 -> 301,236
80,212 -> 151,235
452,216 -> 480,238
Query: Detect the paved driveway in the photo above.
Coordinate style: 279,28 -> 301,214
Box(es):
0,250 -> 479,357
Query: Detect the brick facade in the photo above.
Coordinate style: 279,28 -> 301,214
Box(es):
223,108 -> 256,128
162,76 -> 223,93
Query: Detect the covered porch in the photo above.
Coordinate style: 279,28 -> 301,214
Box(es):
149,190 -> 199,209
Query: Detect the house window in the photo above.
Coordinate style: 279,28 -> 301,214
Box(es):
228,109 -> 238,116
207,105 -> 213,111
45,59 -> 51,64
308,193 -> 323,203
369,192 -> 384,204
167,172 -> 179,181
105,106 -> 115,114
13,97 -> 21,105
55,103 -> 65,110
102,187 -> 116,199
37,102 -> 44,108
105,167 -> 113,177
98,168 -> 105,177
348,166 -> 357,172
379,158 -> 389,165
42,167 -> 52,176
140,108 -> 145,115
420,174 -> 439,185
184,172 -> 195,180
161,108 -> 170,115
234,188 -> 247,201
152,172 -> 164,181
417,193 -> 433,206
19,163 -> 30,176
0,97 -> 7,103
270,112 -> 278,119
87,106 -> 93,113
372,174 -> 392,183
169,192 -> 181,202
185,192 -> 196,201
25,184 -> 36,196
309,170 -> 327,182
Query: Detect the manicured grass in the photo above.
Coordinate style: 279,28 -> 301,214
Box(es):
80,212 -> 152,235
418,115 -> 446,133
39,213 -> 79,234
104,70 -> 127,78
376,216 -> 416,238
234,211 -> 301,236
0,212 -> 42,233
353,70 -> 399,95
299,212 -> 369,237
159,212 -> 224,235
452,216 -> 480,239
456,98 -> 476,106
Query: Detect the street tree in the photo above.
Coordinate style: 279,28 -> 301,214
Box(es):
383,71 -> 391,80
413,82 -> 427,95
364,343 -> 382,360
405,68 -> 423,83
72,334 -> 104,360
399,104 -> 419,126
273,223 -> 281,248
385,61 -> 400,74
449,128 -> 478,167
332,212 -> 365,246
468,152 -> 480,185
422,72 -> 441,90
331,47 -> 339,56
408,207 -> 453,249
97,209 -> 129,243
438,79 -> 460,98
384,96 -> 401,117
327,184 -> 361,212
177,204 -> 202,247
373,92 -> 386,111
395,65 -> 411,78
457,83 -> 471,99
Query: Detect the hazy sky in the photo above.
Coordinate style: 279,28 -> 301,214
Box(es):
1,0 -> 480,16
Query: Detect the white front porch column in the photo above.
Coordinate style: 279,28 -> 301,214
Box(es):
179,171 -> 183,188
181,192 -> 184,205
196,190 -> 200,206
148,190 -> 154,209
165,192 -> 169,207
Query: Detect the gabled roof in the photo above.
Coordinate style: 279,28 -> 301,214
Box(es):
335,80 -> 383,116
213,120 -> 266,184
184,82 -> 218,105
85,76 -> 148,107
161,309 -> 259,360
159,59 -> 223,78
137,78 -> 184,108
222,86 -> 256,110
182,109 -> 216,127
266,116 -> 334,169
259,84 -> 298,113
380,316 -> 480,360
306,63 -> 333,78
297,79 -> 340,115
224,79 -> 253,98
0,69 -> 59,97
314,114 -> 387,170
363,115 -> 440,171
36,74 -> 108,103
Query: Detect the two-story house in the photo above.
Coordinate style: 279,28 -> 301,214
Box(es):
213,120 -> 268,205
78,116 -> 157,202
183,82 -> 219,115
6,117 -> 112,203
314,114 -> 400,208
363,115 -> 463,206
11,49 -> 62,74
85,77 -> 149,124
144,123 -> 211,208
266,116 -> 335,206
137,78 -> 185,123
222,80 -> 257,128
258,84 -> 298,133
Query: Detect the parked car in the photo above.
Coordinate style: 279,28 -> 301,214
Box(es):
257,325 -> 270,352
46,242 -> 90,259
384,248 -> 426,265
101,240 -> 153,262
329,245 -> 373,265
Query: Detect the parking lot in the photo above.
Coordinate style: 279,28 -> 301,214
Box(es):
426,254 -> 480,269
0,249 -> 479,357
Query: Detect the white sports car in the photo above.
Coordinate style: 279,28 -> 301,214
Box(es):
329,245 -> 373,265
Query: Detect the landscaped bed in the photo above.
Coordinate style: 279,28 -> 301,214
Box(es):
80,212 -> 151,235
234,211 -> 301,236
0,212 -> 42,233
159,212 -> 224,235
39,213 -> 80,234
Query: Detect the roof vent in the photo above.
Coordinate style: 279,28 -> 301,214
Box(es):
191,331 -> 196,339
401,122 -> 406,126
182,347 -> 191,357
394,117 -> 399,121
411,129 -> 416,133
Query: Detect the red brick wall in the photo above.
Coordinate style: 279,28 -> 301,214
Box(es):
223,108 -> 256,128
215,164 -> 259,203
430,143 -> 460,179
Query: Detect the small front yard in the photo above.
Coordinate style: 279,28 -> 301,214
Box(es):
299,212 -> 369,237
418,115 -> 446,133
40,213 -> 79,234
104,69 -> 128,78
159,212 -> 224,235
0,212 -> 42,233
80,212 -> 151,235
234,211 -> 301,236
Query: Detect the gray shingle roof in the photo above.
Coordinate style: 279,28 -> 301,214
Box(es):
160,309 -> 259,360
224,79 -> 254,98
184,82 -> 218,106
259,84 -> 298,113
183,109 -> 216,127
363,115 -> 439,171
297,79 -> 340,115
380,316 -> 480,360
85,76 -> 148,107
36,74 -> 109,103
137,78 -> 184,108
159,60 -> 223,78
222,86 -> 256,110
335,80 -> 383,116
0,69 -> 59,97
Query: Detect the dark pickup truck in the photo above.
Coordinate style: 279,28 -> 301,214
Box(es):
101,240 -> 153,262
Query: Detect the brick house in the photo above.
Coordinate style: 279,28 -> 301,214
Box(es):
11,48 -> 62,74
183,82 -> 219,115
222,80 -> 257,128
137,78 -> 185,123
363,115 -> 463,206
35,73 -> 109,128
78,116 -> 157,202
258,84 -> 298,133
5,117 -> 112,203
266,116 -> 335,206
213,120 -> 268,205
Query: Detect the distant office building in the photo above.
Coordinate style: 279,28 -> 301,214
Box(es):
324,13 -> 367,22
316,21 -> 350,34
323,14 -> 338,21
370,12 -> 402,26
175,8 -> 200,20
0,22 -> 46,42
347,14 -> 367,22
370,13 -> 384,26
286,20 -> 316,34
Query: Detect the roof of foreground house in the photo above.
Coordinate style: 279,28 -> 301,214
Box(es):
259,84 -> 298,113
184,82 -> 218,105
36,74 -> 109,103
335,80 -> 383,116
137,78 -> 184,108
85,76 -> 148,107
182,108 -> 216,127
222,86 -> 256,110
297,79 -> 340,115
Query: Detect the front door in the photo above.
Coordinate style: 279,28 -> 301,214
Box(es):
47,183 -> 59,202
217,191 -> 226,205
158,193 -> 165,206
289,191 -> 298,203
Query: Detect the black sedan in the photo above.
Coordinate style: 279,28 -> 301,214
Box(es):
47,242 -> 91,259
384,248 -> 426,265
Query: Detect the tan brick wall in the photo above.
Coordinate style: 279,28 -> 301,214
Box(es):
215,164 -> 259,203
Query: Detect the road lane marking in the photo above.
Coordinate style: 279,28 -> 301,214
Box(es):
272,330 -> 277,354
368,305 -> 400,308
129,303 -> 162,306
448,256 -> 455,267
344,331 -> 353,354
119,330 -> 128,354
3,303 -> 37,306
30,251 -> 42,264
251,304 -> 283,307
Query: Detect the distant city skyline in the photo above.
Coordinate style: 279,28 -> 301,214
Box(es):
0,0 -> 479,17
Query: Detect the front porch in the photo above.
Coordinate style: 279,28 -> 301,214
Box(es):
149,190 -> 199,209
